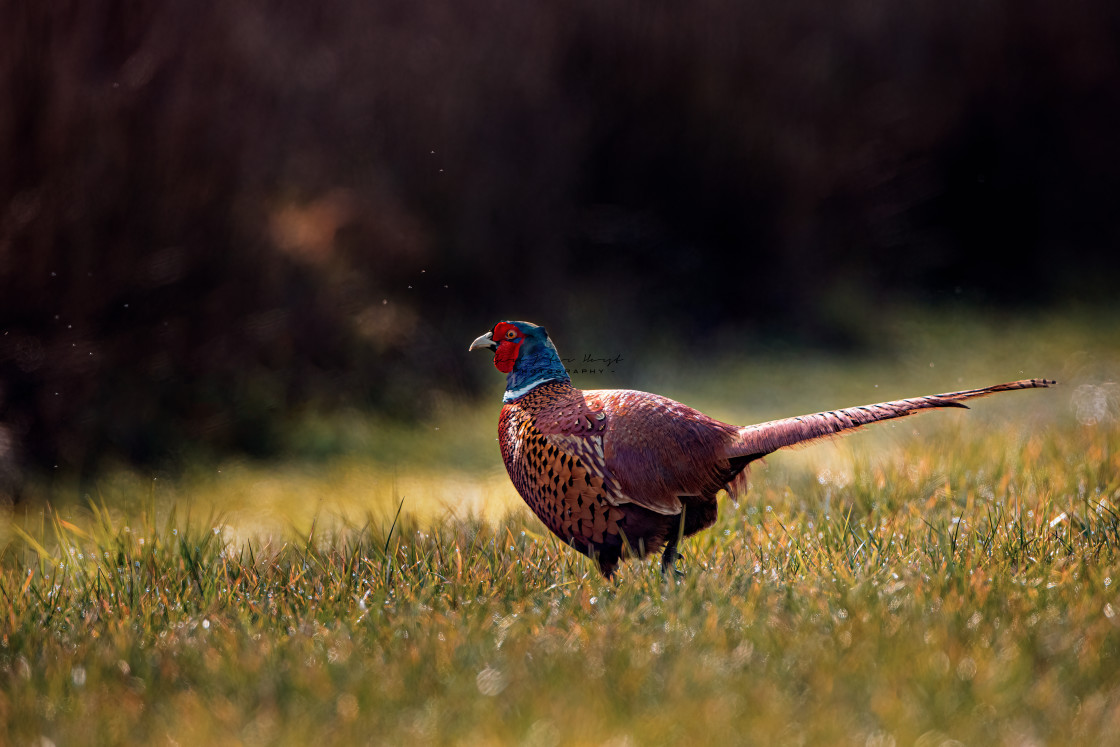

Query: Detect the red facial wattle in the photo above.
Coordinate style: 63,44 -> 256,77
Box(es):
494,338 -> 522,373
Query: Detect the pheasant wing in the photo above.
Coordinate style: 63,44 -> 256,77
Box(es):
538,389 -> 741,516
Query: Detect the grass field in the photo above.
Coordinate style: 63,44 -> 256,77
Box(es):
2,310 -> 1120,745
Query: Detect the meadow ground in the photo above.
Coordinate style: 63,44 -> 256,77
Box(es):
2,309 -> 1119,745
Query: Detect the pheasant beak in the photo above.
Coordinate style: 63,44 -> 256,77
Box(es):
469,331 -> 498,352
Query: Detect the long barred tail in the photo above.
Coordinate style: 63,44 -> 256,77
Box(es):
731,378 -> 1055,463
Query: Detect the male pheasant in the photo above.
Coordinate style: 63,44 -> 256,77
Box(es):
470,320 -> 1053,578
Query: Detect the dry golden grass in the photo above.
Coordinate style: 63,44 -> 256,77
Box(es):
2,309 -> 1119,745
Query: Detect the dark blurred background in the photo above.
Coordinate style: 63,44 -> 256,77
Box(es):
2,0 -> 1119,488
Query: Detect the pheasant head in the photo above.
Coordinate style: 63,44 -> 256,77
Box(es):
469,321 -> 570,402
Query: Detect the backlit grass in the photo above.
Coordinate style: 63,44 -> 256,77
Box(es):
3,416 -> 1119,745
2,309 -> 1119,744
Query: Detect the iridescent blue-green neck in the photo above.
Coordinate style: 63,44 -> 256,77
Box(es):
504,333 -> 571,402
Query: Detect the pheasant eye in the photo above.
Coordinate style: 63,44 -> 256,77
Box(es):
505,329 -> 517,339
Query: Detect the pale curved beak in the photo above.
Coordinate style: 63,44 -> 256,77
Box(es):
469,331 -> 498,352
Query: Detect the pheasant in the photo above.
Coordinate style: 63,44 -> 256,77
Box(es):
470,320 -> 1054,578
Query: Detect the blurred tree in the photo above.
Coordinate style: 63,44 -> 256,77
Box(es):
1,0 -> 1117,482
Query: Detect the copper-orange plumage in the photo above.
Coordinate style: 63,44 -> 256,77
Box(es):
471,321 -> 1054,578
